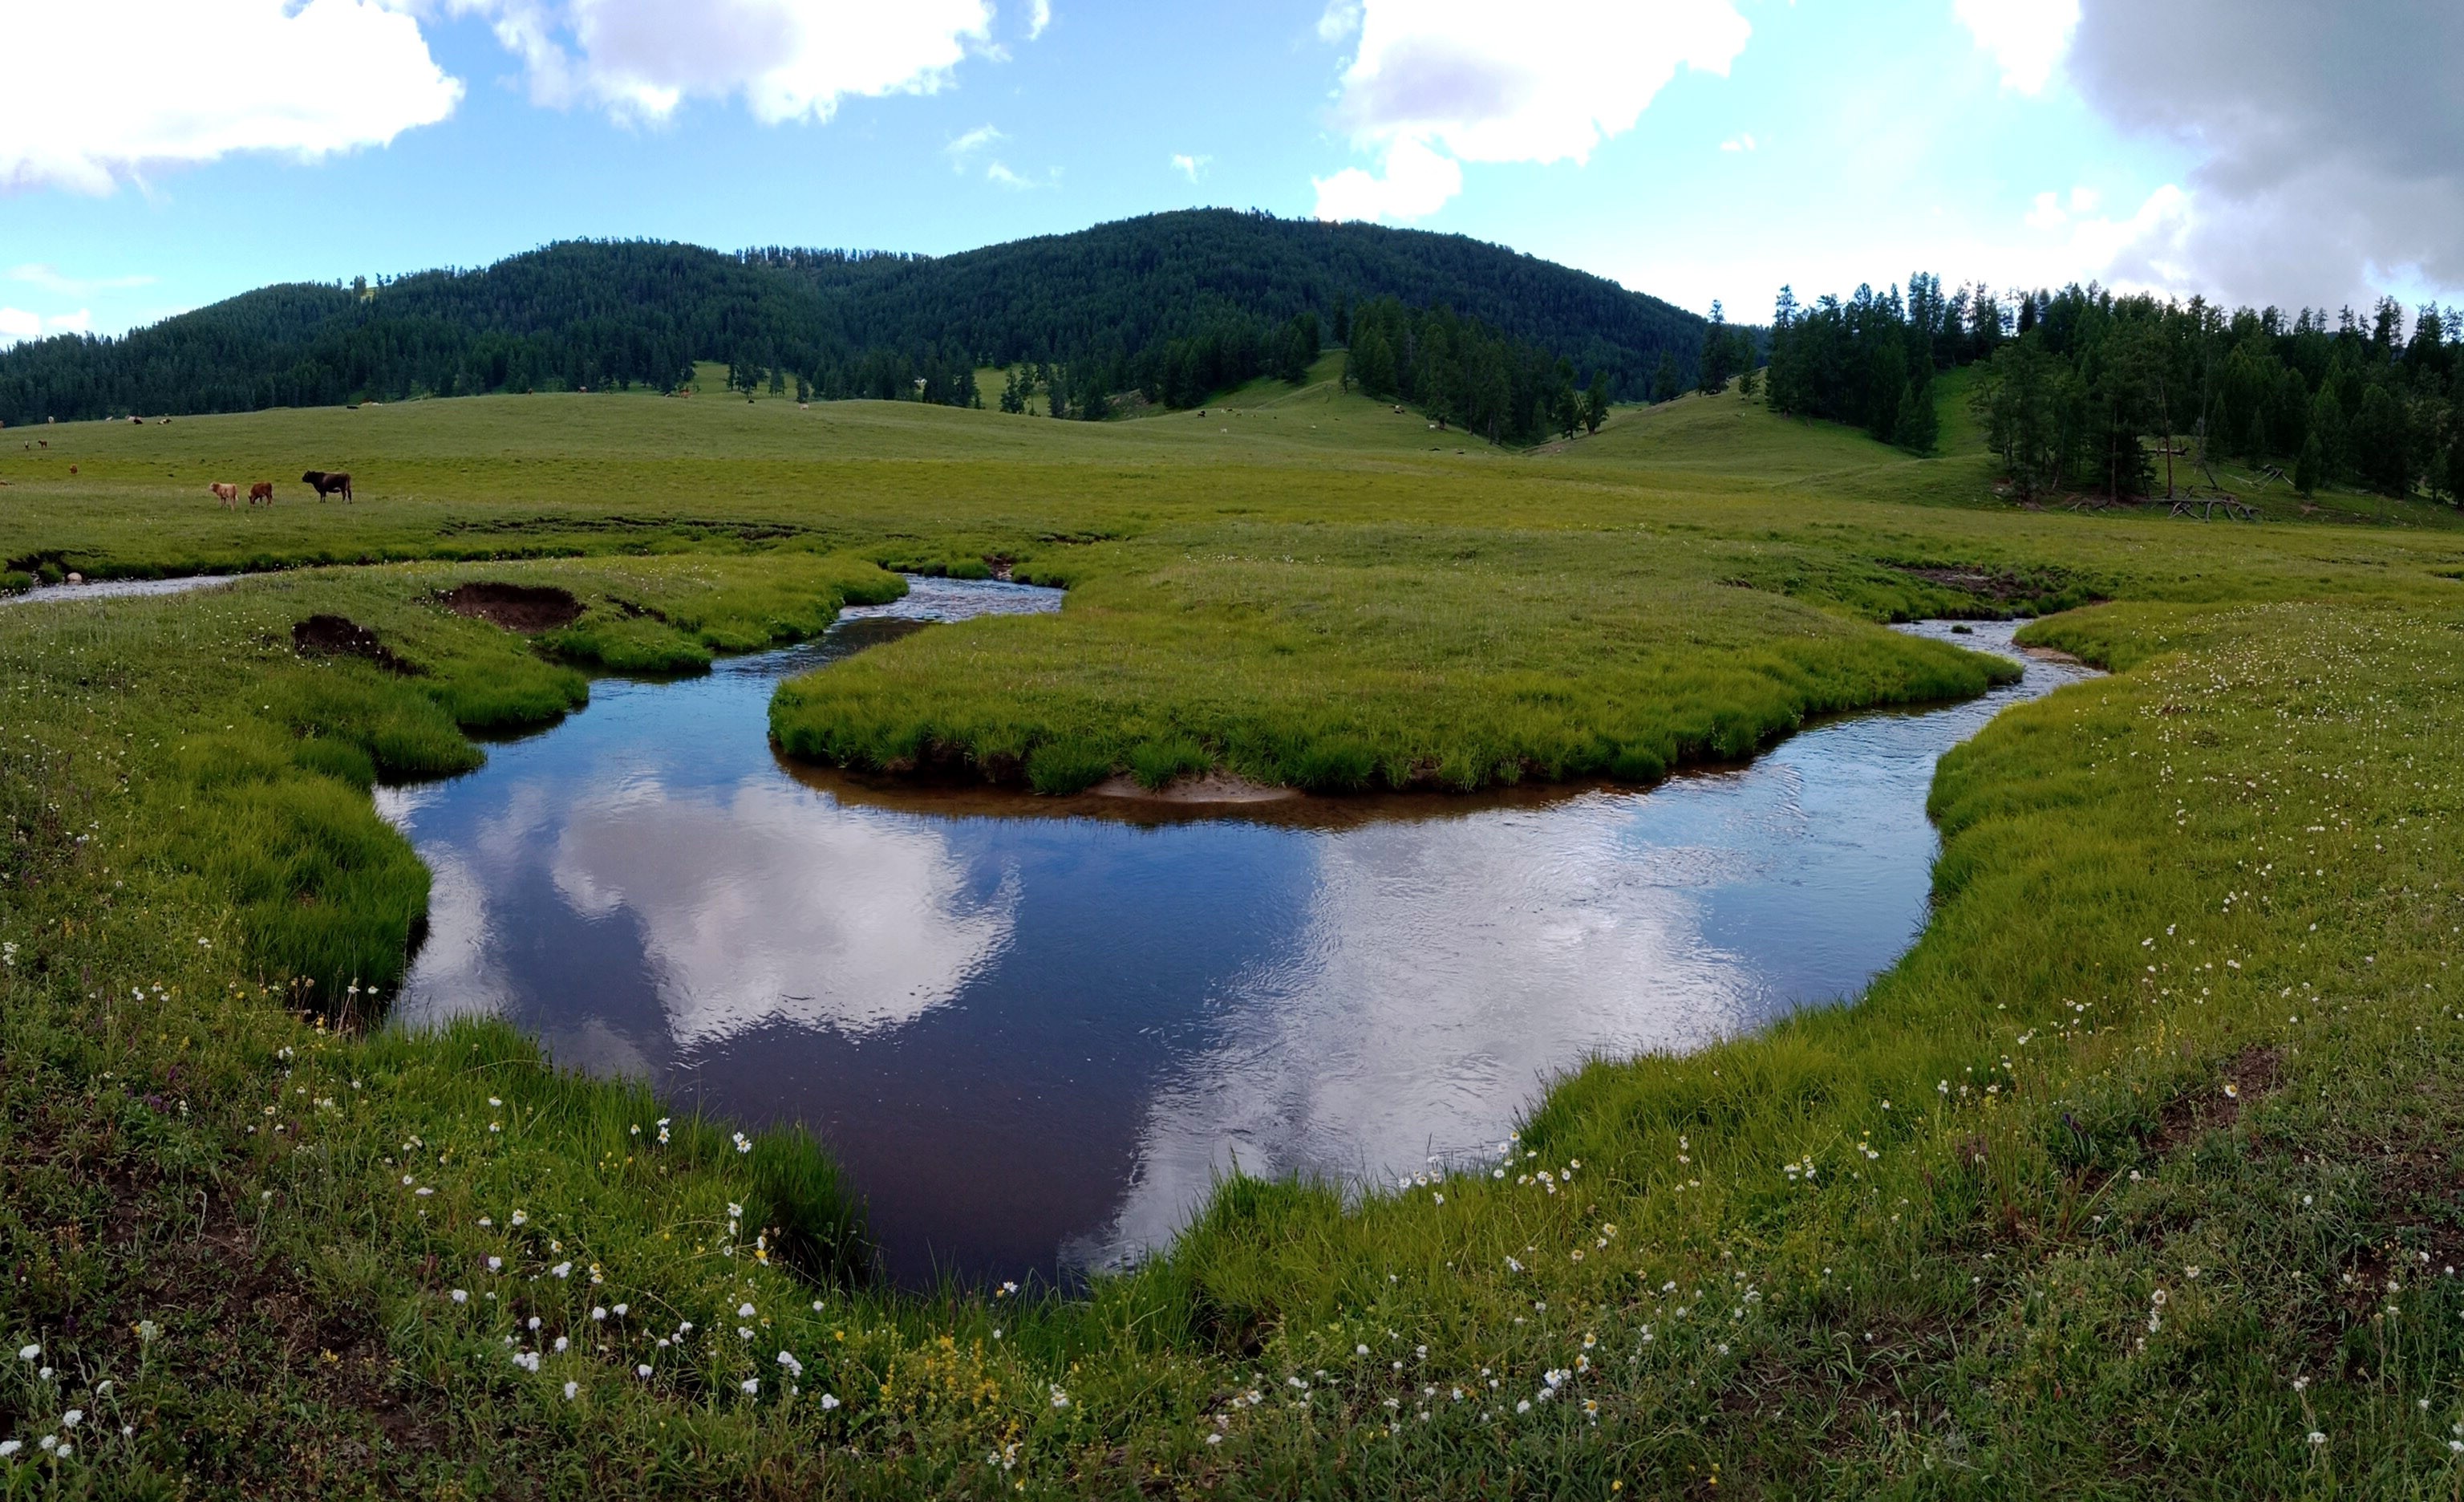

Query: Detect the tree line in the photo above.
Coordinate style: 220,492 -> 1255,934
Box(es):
1765,272 -> 2464,502
1342,298 -> 1611,444
0,211 -> 1710,426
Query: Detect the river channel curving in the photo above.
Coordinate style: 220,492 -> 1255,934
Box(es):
377,578 -> 2093,1285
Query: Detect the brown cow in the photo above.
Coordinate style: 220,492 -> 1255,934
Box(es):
210,482 -> 238,507
248,482 -> 274,505
302,469 -> 353,503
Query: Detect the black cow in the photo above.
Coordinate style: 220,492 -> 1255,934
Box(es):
302,469 -> 354,503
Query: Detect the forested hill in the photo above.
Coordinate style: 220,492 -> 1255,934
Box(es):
0,209 -> 1705,425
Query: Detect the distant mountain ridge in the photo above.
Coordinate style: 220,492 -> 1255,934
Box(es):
0,209 -> 1707,424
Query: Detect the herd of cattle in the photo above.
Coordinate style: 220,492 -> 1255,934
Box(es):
209,470 -> 353,508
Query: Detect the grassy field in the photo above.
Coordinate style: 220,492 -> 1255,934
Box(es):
3,376 -> 2464,1494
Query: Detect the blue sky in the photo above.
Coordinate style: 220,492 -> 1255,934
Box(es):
2,0 -> 2454,344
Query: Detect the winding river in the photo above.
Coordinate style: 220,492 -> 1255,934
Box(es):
376,579 -> 2091,1285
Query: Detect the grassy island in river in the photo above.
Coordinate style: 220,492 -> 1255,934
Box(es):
2,367 -> 2464,1496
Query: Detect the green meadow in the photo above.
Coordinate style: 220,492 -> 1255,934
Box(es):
4,371 -> 2464,1496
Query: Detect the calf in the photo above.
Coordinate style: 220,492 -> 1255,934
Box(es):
210,482 -> 238,507
301,469 -> 353,503
248,481 -> 274,505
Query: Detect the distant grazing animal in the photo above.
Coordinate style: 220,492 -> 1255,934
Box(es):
248,481 -> 274,505
302,470 -> 353,503
210,482 -> 238,507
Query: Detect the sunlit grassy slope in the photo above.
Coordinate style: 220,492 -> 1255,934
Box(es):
6,374 -> 2464,1494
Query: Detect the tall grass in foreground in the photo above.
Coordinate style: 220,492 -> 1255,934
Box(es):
13,587 -> 2464,1495
6,385 -> 2464,1492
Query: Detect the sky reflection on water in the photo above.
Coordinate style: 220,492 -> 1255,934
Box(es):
378,591 -> 2089,1285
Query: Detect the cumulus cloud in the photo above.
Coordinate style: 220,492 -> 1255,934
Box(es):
1311,134 -> 1463,222
0,0 -> 461,194
0,306 -> 95,347
452,0 -> 993,124
2063,0 -> 2464,306
1169,152 -> 1210,183
1952,0 -> 2079,94
1026,0 -> 1052,40
1311,0 -> 1750,221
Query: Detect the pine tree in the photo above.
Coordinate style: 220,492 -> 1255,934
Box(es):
2295,432 -> 2323,496
1697,302 -> 1737,395
2351,384 -> 2409,494
1651,351 -> 1681,404
1552,383 -> 1579,438
2308,386 -> 2345,480
1583,374 -> 1609,435
1891,378 -> 1939,453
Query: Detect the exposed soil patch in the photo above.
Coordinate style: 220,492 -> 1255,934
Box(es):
2146,1045 -> 2280,1157
2020,644 -> 2086,666
442,581 -> 584,632
293,615 -> 414,673
1088,771 -> 1299,805
1890,565 -> 2053,602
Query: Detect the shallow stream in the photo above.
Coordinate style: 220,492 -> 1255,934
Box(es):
378,579 -> 2091,1285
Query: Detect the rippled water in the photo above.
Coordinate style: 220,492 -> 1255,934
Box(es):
378,582 -> 2091,1285
1,574 -> 236,607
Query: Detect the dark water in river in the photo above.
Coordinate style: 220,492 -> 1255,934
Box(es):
378,580 -> 2091,1285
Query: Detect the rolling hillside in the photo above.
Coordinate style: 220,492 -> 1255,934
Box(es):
0,210 -> 1706,424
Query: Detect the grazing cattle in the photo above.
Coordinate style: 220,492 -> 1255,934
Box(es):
248,481 -> 274,505
210,482 -> 238,507
301,469 -> 353,503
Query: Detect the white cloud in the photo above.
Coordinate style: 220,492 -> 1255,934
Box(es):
0,307 -> 95,347
1026,0 -> 1052,40
0,0 -> 461,194
2024,189 -> 2066,230
448,0 -> 993,124
1312,0 -> 1750,221
945,124 -> 1005,168
2065,0 -> 2464,306
1311,133 -> 1463,222
1952,0 -> 2079,95
1317,0 -> 1363,42
1169,152 -> 1210,183
8,266 -> 157,296
984,160 -> 1033,190
1719,132 -> 1755,153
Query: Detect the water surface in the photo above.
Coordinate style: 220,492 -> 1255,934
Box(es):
1,574 -> 235,607
379,586 -> 2089,1285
